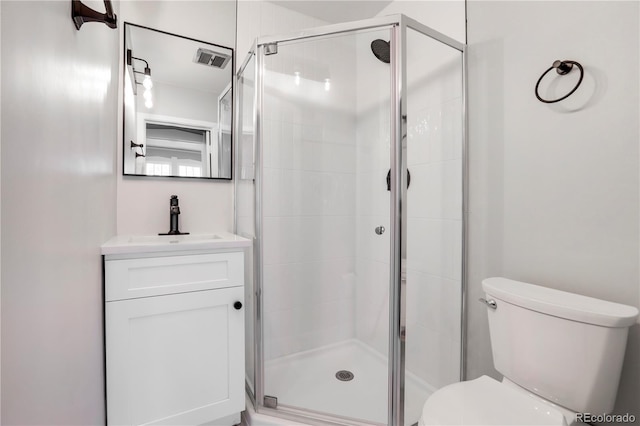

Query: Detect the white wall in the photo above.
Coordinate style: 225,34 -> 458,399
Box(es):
467,0 -> 640,418
117,1 -> 235,236
1,1 -> 119,423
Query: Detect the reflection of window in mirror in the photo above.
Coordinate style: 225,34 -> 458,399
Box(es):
145,124 -> 209,177
134,114 -> 217,177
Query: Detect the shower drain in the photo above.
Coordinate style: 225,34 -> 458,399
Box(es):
335,370 -> 354,381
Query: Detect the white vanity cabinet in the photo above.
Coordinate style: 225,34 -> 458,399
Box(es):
102,234 -> 251,426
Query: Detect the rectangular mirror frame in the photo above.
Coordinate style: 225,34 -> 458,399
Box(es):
122,22 -> 234,181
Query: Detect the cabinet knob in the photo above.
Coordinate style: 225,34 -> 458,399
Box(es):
234,301 -> 243,310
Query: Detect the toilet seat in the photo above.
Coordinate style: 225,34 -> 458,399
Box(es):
419,376 -> 567,426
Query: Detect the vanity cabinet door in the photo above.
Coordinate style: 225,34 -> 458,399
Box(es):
106,287 -> 245,426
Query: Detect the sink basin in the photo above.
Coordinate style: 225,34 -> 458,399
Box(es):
102,232 -> 251,256
127,234 -> 222,244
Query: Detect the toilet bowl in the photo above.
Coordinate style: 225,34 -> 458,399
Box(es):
419,277 -> 639,426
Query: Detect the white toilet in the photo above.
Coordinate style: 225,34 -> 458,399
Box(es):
419,277 -> 639,426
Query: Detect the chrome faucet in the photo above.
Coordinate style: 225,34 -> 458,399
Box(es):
159,195 -> 189,235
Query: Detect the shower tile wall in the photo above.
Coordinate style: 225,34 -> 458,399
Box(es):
353,31 -> 463,390
261,37 -> 359,361
354,31 -> 392,358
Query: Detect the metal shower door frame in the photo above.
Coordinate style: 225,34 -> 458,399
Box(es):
245,14 -> 467,426
235,41 -> 258,409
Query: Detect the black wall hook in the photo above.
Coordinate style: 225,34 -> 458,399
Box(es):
72,0 -> 117,30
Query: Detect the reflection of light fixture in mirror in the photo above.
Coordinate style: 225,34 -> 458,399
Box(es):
324,78 -> 331,91
142,74 -> 153,89
127,49 -> 153,108
294,71 -> 301,86
143,88 -> 153,108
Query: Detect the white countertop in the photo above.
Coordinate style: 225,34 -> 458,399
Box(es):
101,232 -> 252,255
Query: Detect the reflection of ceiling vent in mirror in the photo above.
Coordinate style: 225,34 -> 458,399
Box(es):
194,48 -> 230,69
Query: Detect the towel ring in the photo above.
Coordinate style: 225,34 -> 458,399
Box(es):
535,60 -> 583,104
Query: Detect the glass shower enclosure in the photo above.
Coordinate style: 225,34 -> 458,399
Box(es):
236,14 -> 466,426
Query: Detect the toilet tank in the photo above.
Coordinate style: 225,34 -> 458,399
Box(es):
482,277 -> 638,414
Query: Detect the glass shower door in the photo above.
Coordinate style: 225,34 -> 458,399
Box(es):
258,26 -> 393,425
403,25 -> 465,426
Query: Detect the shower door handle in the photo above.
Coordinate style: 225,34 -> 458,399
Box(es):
375,226 -> 385,235
386,169 -> 411,191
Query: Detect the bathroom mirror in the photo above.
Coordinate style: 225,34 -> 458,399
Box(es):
123,23 -> 233,179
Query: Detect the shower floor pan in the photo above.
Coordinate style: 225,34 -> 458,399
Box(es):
264,339 -> 435,425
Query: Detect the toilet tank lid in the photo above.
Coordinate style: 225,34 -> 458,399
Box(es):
482,277 -> 639,327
